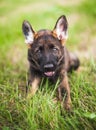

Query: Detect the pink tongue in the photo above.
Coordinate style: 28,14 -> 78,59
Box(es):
44,71 -> 55,77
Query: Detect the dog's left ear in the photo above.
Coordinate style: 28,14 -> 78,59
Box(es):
53,15 -> 68,42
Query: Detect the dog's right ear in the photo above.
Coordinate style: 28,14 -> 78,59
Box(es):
22,20 -> 35,45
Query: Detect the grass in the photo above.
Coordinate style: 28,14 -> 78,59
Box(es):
0,0 -> 96,129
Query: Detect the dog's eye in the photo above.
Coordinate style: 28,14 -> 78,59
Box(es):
49,44 -> 58,51
53,47 -> 58,52
35,49 -> 41,54
35,46 -> 43,54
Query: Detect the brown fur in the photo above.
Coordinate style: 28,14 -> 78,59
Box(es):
22,15 -> 80,110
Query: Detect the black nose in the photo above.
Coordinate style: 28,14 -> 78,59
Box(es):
44,64 -> 54,69
44,64 -> 54,72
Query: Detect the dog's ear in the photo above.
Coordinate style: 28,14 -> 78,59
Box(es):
53,15 -> 68,41
22,20 -> 35,44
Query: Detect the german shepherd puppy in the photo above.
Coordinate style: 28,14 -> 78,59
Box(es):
22,15 -> 80,110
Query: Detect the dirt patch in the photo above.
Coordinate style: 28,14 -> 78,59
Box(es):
7,43 -> 28,66
68,14 -> 80,26
53,0 -> 84,6
0,2 -> 53,24
75,34 -> 96,60
89,36 -> 96,59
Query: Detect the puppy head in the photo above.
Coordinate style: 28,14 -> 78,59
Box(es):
22,15 -> 68,77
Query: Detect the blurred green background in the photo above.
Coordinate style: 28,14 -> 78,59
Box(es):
0,0 -> 96,129
0,0 -> 96,62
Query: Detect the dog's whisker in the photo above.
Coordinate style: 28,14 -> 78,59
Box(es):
57,56 -> 64,65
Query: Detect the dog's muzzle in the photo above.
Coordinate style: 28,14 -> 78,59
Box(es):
43,63 -> 55,77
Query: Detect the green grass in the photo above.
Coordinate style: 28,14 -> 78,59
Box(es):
0,0 -> 96,129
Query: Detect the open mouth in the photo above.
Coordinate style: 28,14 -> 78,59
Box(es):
43,63 -> 55,77
44,71 -> 55,77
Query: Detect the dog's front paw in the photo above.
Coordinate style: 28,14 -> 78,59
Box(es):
64,102 -> 71,111
64,98 -> 71,111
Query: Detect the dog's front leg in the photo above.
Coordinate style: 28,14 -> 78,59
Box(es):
58,73 -> 71,110
27,77 -> 41,99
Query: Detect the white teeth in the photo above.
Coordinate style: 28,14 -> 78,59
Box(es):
44,71 -> 55,77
